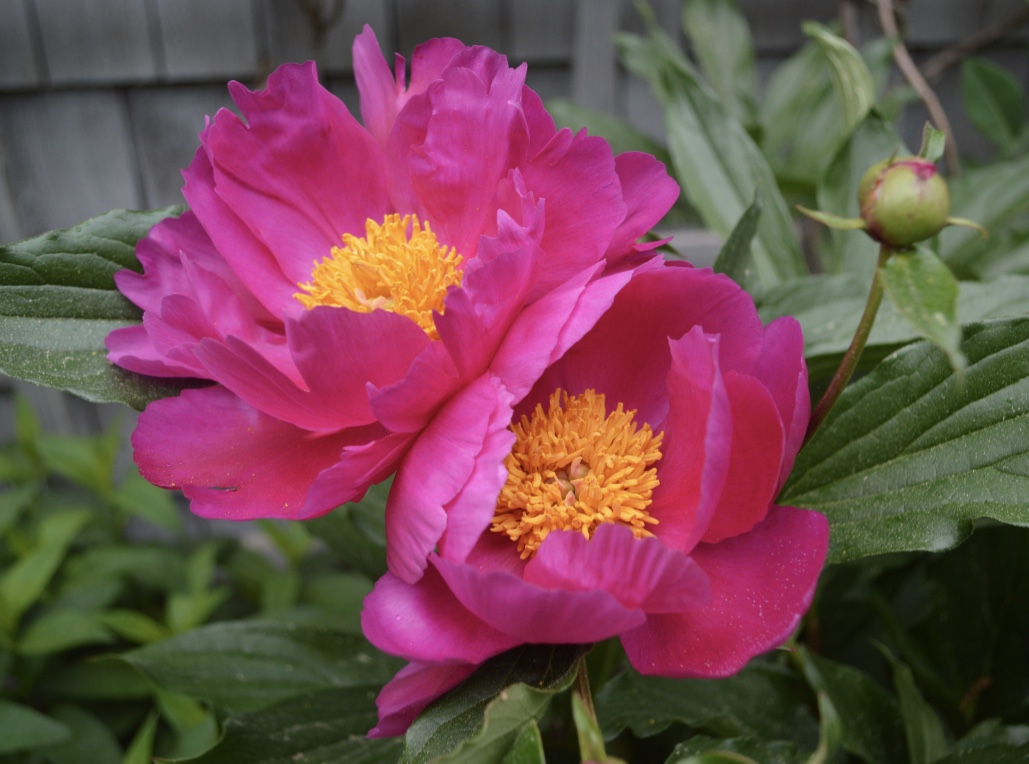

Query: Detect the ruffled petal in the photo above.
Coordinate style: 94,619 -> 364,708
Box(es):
620,505 -> 829,677
525,524 -> 709,614
433,554 -> 645,644
106,324 -> 203,379
604,152 -> 680,262
701,371 -> 784,544
385,376 -> 514,583
369,661 -> 477,738
361,566 -> 519,665
133,386 -> 371,520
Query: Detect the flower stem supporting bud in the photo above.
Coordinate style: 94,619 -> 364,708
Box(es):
805,245 -> 892,443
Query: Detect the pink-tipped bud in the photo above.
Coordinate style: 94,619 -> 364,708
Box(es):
858,157 -> 951,248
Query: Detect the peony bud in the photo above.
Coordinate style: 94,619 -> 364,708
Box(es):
857,157 -> 950,248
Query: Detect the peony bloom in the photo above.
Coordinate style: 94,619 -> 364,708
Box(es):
105,27 -> 677,521
362,264 -> 829,736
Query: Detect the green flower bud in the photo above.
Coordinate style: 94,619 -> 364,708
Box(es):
857,157 -> 950,248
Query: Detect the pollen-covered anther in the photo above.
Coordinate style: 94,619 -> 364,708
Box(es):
491,388 -> 663,559
294,214 -> 463,339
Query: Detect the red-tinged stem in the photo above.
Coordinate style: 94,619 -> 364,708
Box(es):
805,245 -> 892,443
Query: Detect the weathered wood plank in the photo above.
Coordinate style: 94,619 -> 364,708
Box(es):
0,0 -> 41,89
906,0 -> 987,46
263,0 -> 393,74
128,85 -> 237,208
155,0 -> 260,80
0,90 -> 142,236
0,144 -> 23,244
33,0 -> 157,85
572,0 -> 620,113
395,0 -> 504,55
509,0 -> 575,63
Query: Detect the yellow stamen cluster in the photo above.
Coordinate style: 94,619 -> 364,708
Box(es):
491,389 -> 663,559
295,214 -> 463,340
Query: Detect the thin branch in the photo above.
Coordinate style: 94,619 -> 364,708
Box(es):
922,4 -> 1029,82
875,0 -> 961,176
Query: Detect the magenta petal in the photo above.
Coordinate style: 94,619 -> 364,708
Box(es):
620,505 -> 829,678
361,566 -> 519,665
369,661 -> 477,738
353,26 -> 401,147
433,555 -> 645,644
369,342 -> 462,434
605,152 -> 680,261
525,524 -> 709,614
133,386 -> 365,520
385,376 -> 514,583
751,317 -> 810,484
701,371 -> 784,544
107,324 -> 203,378
645,328 -> 732,552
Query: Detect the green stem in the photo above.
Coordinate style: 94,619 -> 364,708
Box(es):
805,245 -> 892,443
573,659 -> 608,763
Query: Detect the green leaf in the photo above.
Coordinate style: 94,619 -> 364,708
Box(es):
758,273 -> 1029,378
798,649 -> 906,763
877,647 -> 949,764
618,29 -> 805,293
940,154 -> 1029,277
121,711 -> 159,764
401,644 -> 588,764
681,0 -> 759,128
712,188 -> 761,292
0,509 -> 92,634
36,658 -> 153,701
121,620 -> 402,712
36,425 -> 120,496
101,608 -> 171,644
42,704 -> 123,764
499,722 -> 545,764
595,661 -> 818,746
961,58 -> 1026,156
175,687 -> 401,764
111,468 -> 183,533
0,483 -> 35,535
307,478 -> 391,580
918,124 -> 947,163
802,21 -> 876,136
0,699 -> 71,754
809,691 -> 844,764
815,112 -> 904,277
943,720 -> 1029,763
666,737 -> 805,764
18,607 -> 114,654
0,207 -> 190,409
880,247 -> 965,372
782,319 -> 1029,563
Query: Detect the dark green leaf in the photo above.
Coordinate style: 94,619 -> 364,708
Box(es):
712,189 -> 761,291
877,647 -> 949,764
595,661 -> 818,746
681,0 -> 758,128
961,58 -> 1026,156
941,154 -> 1029,277
0,483 -> 35,535
401,644 -> 588,764
122,711 -> 159,764
803,21 -> 875,136
799,649 -> 906,763
121,620 -> 402,712
18,607 -> 114,654
0,699 -> 70,754
307,478 -> 391,579
36,658 -> 153,701
42,704 -> 123,764
0,207 -> 191,409
880,248 -> 965,372
175,686 -> 401,764
666,736 -> 806,764
618,30 -> 804,293
499,722 -> 545,764
758,274 -> 1029,378
783,319 -> 1029,563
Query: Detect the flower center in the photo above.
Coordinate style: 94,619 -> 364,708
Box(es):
491,389 -> 663,559
294,214 -> 463,340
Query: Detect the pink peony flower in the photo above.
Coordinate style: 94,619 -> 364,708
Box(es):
105,27 -> 677,521
361,264 -> 829,736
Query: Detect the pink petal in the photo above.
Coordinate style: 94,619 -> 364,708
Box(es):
107,324 -> 204,379
525,524 -> 709,614
385,376 -> 513,583
201,62 -> 389,294
133,386 -> 372,520
352,26 -> 402,147
604,152 -> 680,262
433,554 -> 646,644
361,566 -> 519,665
701,371 -> 784,544
620,505 -> 829,678
369,342 -> 462,434
369,661 -> 477,738
645,328 -> 732,552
